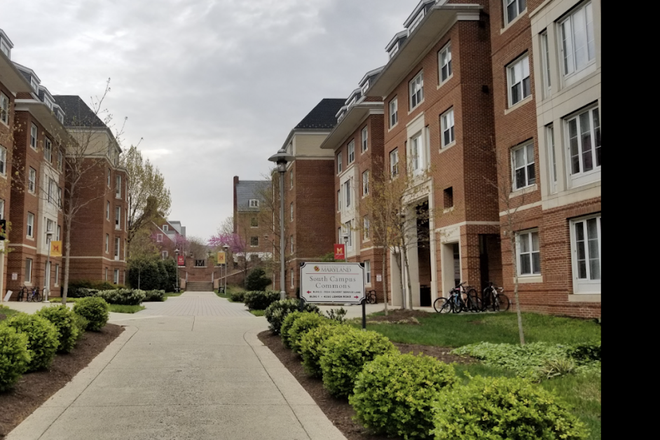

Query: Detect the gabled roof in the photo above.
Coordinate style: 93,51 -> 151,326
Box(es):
54,95 -> 106,128
294,98 -> 345,129
236,180 -> 269,212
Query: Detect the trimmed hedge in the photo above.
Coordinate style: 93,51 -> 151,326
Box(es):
264,299 -> 320,335
299,322 -> 348,378
35,305 -> 82,353
280,311 -> 305,349
432,376 -> 588,440
96,288 -> 145,305
243,291 -> 280,311
4,313 -> 59,372
320,329 -> 397,398
288,313 -> 329,354
350,353 -> 458,439
229,290 -> 246,302
0,325 -> 31,391
144,289 -> 165,302
73,297 -> 110,331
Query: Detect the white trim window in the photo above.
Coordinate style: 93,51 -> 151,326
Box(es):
27,212 -> 34,238
249,199 -> 259,208
348,140 -> 355,164
290,269 -> 295,288
44,137 -> 52,162
105,234 -> 109,253
337,189 -> 341,212
559,1 -> 595,77
361,127 -> 368,152
0,92 -> 8,125
0,145 -> 6,175
251,236 -> 259,247
337,152 -> 343,174
409,132 -> 424,174
115,175 -> 122,198
438,42 -> 452,83
290,202 -> 294,221
115,206 -> 121,230
26,258 -> 33,283
540,31 -> 551,96
409,71 -> 424,109
389,97 -> 398,128
30,124 -> 38,149
390,148 -> 399,177
364,260 -> 371,285
344,180 -> 351,208
55,264 -> 60,286
290,235 -> 294,253
507,54 -> 531,106
28,168 -> 36,193
344,221 -> 352,249
362,170 -> 369,196
115,237 -> 120,260
363,216 -> 370,241
0,199 -> 4,220
504,0 -> 526,25
107,169 -> 111,187
570,215 -> 601,293
441,108 -> 455,147
114,269 -> 120,284
511,142 -> 535,190
567,106 -> 600,178
106,201 -> 110,220
289,170 -> 294,189
157,233 -> 163,242
546,124 -> 557,193
516,230 -> 540,275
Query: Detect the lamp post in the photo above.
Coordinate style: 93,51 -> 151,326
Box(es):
268,147 -> 294,300
342,232 -> 349,262
43,231 -> 53,302
175,248 -> 180,293
223,244 -> 229,294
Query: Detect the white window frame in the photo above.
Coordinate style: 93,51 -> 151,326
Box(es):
364,260 -> 371,285
57,225 -> 61,240
441,108 -> 455,148
290,170 -> 294,189
30,124 -> 38,150
251,236 -> 259,247
337,152 -> 343,174
516,230 -> 541,276
337,189 -> 341,212
362,170 -> 369,196
570,214 -> 601,294
546,124 -> 557,193
44,137 -> 52,162
0,145 -> 6,176
504,0 -> 527,25
26,258 -> 33,283
290,202 -> 293,221
0,92 -> 8,125
107,169 -> 111,187
438,42 -> 452,84
157,233 -> 163,242
539,31 -> 551,97
344,180 -> 351,208
249,199 -> 259,208
115,206 -> 121,230
566,105 -> 600,186
28,168 -> 36,193
409,132 -> 424,175
115,236 -> 120,260
559,1 -> 595,78
507,54 -> 531,107
0,199 -> 4,220
511,141 -> 536,190
105,234 -> 109,253
27,212 -> 34,238
363,216 -> 370,241
106,201 -> 110,220
347,140 -> 355,164
54,264 -> 60,286
390,148 -> 399,177
344,221 -> 352,249
290,235 -> 294,253
361,127 -> 368,152
115,175 -> 121,198
389,97 -> 398,128
114,269 -> 120,284
409,71 -> 424,110
290,268 -> 295,288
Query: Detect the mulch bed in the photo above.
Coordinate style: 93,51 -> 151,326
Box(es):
257,309 -> 477,440
0,323 -> 124,438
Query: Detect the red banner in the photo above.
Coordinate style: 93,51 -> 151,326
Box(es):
177,255 -> 185,266
334,244 -> 345,260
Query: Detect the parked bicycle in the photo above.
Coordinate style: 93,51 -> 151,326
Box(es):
16,286 -> 27,302
433,282 -> 481,313
365,290 -> 377,304
27,286 -> 41,302
481,281 -> 510,312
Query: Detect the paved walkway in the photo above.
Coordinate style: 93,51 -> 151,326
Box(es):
5,292 -> 351,440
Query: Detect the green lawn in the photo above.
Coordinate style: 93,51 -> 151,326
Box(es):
108,304 -> 145,313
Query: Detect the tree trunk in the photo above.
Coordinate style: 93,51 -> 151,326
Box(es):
62,210 -> 73,306
509,234 -> 525,345
381,246 -> 389,316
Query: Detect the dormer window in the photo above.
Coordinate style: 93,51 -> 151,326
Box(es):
409,11 -> 425,32
30,77 -> 39,94
388,42 -> 400,59
0,93 -> 8,125
163,224 -> 169,231
249,199 -> 259,208
361,80 -> 370,95
0,40 -> 10,58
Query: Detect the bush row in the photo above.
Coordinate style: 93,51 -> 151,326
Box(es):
271,310 -> 589,440
66,288 -> 165,305
1,297 -> 110,392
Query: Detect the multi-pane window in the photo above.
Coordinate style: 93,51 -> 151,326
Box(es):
115,237 -> 120,259
337,152 -> 343,174
344,221 -> 352,248
517,230 -> 541,275
0,146 -> 6,175
290,236 -> 294,253
441,109 -> 455,147
114,269 -> 120,284
512,142 -> 535,190
507,54 -> 531,106
390,149 -> 399,177
105,234 -> 109,253
364,260 -> 371,285
290,202 -> 294,221
438,42 -> 452,83
0,199 -> 4,220
0,92 -> 8,125
546,124 -> 557,193
567,106 -> 600,176
251,217 -> 258,227
26,258 -> 33,283
571,215 -> 601,289
362,170 -> 369,196
28,168 -> 36,193
290,269 -> 295,288
344,180 -> 351,207
410,133 -> 423,174
30,124 -> 38,149
348,140 -> 355,163
389,97 -> 398,128
363,216 -> 370,241
157,233 -> 163,242
249,199 -> 259,208
409,71 -> 424,109
115,175 -> 121,198
44,137 -> 52,162
27,212 -> 34,238
48,178 -> 56,205
289,170 -> 293,188
107,169 -> 111,187
115,206 -> 121,229
337,190 -> 341,212
504,0 -> 526,25
251,236 -> 259,247
106,201 -> 110,220
540,31 -> 551,96
361,127 -> 368,152
560,1 -> 595,77
57,186 -> 62,207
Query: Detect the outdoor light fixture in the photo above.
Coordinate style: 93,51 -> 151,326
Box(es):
268,147 -> 294,300
223,244 -> 229,295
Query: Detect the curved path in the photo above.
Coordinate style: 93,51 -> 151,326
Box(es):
8,292 -> 346,440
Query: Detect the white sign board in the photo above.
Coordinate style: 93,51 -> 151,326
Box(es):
300,262 -> 365,304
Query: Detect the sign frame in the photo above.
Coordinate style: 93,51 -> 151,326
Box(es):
299,262 -> 365,304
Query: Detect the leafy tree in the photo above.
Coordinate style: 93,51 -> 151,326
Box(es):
245,267 -> 272,291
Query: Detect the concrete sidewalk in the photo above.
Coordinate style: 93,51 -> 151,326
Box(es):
5,292 -> 348,440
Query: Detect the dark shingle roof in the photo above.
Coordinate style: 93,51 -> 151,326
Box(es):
236,180 -> 270,211
294,98 -> 345,130
53,95 -> 107,128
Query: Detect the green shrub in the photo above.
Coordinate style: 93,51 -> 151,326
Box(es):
567,342 -> 601,364
243,291 -> 280,310
288,313 -> 329,354
229,290 -> 246,302
245,268 -> 272,291
264,299 -> 320,334
280,311 -> 305,349
432,375 -> 588,440
5,313 -> 59,371
0,325 -> 31,391
73,313 -> 89,333
96,288 -> 145,305
299,323 -> 348,378
324,307 -> 347,323
35,305 -> 81,353
320,329 -> 397,398
144,289 -> 165,301
350,353 -> 458,439
73,297 -> 110,331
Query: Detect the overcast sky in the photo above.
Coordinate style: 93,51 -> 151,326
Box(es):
2,0 -> 419,241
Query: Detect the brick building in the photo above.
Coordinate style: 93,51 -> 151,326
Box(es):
319,68 -> 387,302
272,98 -> 345,297
232,176 -> 272,258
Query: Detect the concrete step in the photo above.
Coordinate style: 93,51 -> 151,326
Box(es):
186,281 -> 214,291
